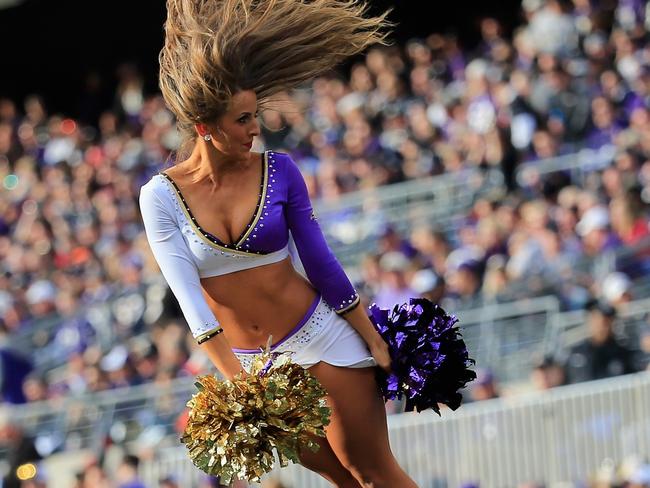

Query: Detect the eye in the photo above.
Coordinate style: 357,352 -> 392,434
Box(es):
238,112 -> 259,124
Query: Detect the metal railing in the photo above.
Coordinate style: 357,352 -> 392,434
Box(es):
140,371 -> 650,487
314,168 -> 505,267
456,295 -> 562,384
5,278 -> 170,374
5,295 -> 650,471
548,296 -> 650,361
1,296 -> 561,456
515,144 -> 616,188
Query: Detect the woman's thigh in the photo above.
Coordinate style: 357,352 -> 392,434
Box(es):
307,363 -> 404,480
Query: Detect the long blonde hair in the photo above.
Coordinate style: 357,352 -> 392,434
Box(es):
159,0 -> 393,161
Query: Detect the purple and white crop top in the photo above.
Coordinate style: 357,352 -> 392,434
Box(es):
138,150 -> 360,340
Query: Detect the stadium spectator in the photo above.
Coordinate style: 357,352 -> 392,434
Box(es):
76,462 -> 112,488
115,454 -> 147,488
610,190 -> 650,245
639,323 -> 650,371
530,355 -> 566,390
441,259 -> 484,311
16,462 -> 47,488
600,271 -> 634,309
197,474 -> 244,488
372,251 -> 418,309
0,411 -> 41,488
158,475 -> 179,488
468,369 -> 500,402
564,299 -> 639,384
410,268 -> 445,304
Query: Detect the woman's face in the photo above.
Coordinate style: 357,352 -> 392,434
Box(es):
200,89 -> 260,158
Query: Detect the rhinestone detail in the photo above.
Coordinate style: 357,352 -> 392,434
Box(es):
157,150 -> 273,255
234,299 -> 332,372
336,293 -> 360,313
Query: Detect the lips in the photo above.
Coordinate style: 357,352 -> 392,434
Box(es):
243,141 -> 253,149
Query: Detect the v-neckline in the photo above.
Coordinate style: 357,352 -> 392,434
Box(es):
158,150 -> 268,251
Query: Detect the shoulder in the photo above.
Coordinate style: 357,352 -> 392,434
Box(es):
139,174 -> 167,200
269,151 -> 310,197
139,174 -> 174,214
267,150 -> 288,164
268,150 -> 302,178
267,150 -> 296,166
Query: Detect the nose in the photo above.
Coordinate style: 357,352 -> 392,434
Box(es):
249,118 -> 260,137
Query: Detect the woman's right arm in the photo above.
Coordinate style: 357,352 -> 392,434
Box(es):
139,181 -> 243,380
198,339 -> 244,379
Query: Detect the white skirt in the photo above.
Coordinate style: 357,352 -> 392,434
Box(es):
231,294 -> 377,373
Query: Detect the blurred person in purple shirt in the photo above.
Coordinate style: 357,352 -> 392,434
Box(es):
0,348 -> 33,404
441,260 -> 485,311
377,225 -> 419,259
586,96 -> 625,149
116,454 -> 148,488
372,252 -> 417,309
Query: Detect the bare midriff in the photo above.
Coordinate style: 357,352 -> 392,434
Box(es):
199,255 -> 318,350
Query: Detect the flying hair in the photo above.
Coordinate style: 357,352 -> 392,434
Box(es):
159,0 -> 393,160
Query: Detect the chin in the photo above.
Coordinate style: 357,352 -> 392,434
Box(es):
226,146 -> 249,157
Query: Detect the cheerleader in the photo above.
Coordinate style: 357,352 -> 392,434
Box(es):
139,1 -> 418,486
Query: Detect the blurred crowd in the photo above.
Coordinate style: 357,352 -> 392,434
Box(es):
459,455 -> 650,488
457,455 -> 650,488
14,450 -> 648,488
1,0 -> 650,484
0,0 -> 648,405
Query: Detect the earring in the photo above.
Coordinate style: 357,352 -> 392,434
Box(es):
203,134 -> 212,141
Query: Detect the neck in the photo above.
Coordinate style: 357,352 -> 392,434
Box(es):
187,140 -> 251,185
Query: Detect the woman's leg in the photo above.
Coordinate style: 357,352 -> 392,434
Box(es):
307,362 -> 418,488
296,433 -> 362,488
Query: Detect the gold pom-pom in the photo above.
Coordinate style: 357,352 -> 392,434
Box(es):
181,349 -> 331,485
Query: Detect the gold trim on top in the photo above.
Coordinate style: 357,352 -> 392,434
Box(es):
159,151 -> 268,256
235,150 -> 268,247
196,325 -> 224,344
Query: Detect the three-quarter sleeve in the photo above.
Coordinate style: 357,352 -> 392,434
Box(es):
282,154 -> 360,315
139,180 -> 221,340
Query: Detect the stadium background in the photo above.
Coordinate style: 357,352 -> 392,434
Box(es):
1,0 -> 650,487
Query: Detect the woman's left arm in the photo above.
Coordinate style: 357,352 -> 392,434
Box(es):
339,302 -> 391,371
282,153 -> 391,370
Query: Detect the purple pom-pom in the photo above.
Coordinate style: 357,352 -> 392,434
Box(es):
368,297 -> 476,415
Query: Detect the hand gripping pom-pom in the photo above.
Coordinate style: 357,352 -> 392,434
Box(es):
368,297 -> 477,414
181,347 -> 331,484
